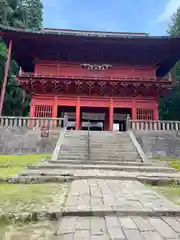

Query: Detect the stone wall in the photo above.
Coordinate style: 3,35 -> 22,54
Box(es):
0,128 -> 59,155
134,130 -> 180,158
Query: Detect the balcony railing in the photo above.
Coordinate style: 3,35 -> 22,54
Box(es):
18,72 -> 170,82
128,120 -> 180,131
0,117 -> 65,129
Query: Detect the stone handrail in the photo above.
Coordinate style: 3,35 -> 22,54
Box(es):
0,116 -> 65,129
19,72 -> 169,82
129,120 -> 180,131
87,120 -> 90,160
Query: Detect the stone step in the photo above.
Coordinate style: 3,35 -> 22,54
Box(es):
90,152 -> 137,155
27,164 -> 177,173
58,156 -> 141,162
57,156 -> 140,162
59,152 -> 138,155
8,174 -> 180,186
49,160 -> 146,166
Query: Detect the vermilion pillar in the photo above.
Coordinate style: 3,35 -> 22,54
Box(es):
154,105 -> 159,120
132,99 -> 136,120
0,40 -> 12,116
52,96 -> 58,118
109,98 -> 114,131
75,97 -> 80,130
104,109 -> 109,131
30,104 -> 35,117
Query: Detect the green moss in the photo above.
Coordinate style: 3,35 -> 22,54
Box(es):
0,154 -> 51,178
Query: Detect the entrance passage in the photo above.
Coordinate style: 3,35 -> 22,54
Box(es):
114,108 -> 132,131
57,106 -> 76,129
80,107 -> 107,131
57,106 -> 132,131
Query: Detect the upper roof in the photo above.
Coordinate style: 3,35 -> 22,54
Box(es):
1,25 -> 180,77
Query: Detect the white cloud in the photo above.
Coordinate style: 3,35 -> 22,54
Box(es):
157,0 -> 180,22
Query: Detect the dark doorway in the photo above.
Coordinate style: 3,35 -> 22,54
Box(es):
114,108 -> 132,131
80,107 -> 107,131
57,106 -> 76,129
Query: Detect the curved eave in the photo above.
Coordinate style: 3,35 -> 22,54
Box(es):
1,25 -> 180,77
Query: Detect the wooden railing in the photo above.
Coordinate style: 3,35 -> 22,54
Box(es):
19,72 -> 170,82
128,120 -> 180,131
0,117 -> 66,129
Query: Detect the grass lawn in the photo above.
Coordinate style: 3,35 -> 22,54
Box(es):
0,154 -> 51,178
0,183 -> 68,214
151,184 -> 180,205
0,220 -> 55,240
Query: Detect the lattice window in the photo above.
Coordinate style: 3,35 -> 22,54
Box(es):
136,108 -> 154,120
35,105 -> 52,118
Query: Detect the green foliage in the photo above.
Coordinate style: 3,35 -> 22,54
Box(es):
0,0 -> 43,116
22,0 -> 43,29
159,7 -> 180,120
167,7 -> 180,36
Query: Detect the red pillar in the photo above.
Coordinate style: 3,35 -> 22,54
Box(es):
30,104 -> 35,117
52,96 -> 58,118
109,98 -> 114,131
0,40 -> 12,116
132,99 -> 136,120
104,109 -> 109,131
75,97 -> 80,130
154,104 -> 159,120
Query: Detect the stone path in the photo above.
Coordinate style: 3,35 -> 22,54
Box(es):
64,180 -> 180,215
9,130 -> 180,239
57,216 -> 180,240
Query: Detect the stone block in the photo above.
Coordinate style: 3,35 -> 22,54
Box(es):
149,218 -> 179,239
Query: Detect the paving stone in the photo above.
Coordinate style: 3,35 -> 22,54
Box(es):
90,235 -> 109,240
149,218 -> 179,239
132,217 -> 155,231
123,229 -> 145,240
58,233 -> 75,240
74,230 -> 90,240
107,227 -> 126,240
163,217 -> 180,233
118,217 -> 138,229
57,217 -> 76,234
76,217 -> 90,230
90,217 -> 106,235
105,216 -> 121,228
141,231 -> 164,240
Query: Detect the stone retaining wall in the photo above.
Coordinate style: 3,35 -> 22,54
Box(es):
134,130 -> 180,158
0,127 -> 59,155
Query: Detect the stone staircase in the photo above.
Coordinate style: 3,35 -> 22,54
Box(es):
20,130 -> 180,182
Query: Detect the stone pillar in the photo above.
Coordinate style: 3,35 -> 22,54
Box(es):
75,97 -> 80,130
109,98 -> 114,131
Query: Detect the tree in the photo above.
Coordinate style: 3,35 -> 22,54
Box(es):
159,7 -> 180,120
0,0 -> 43,116
23,0 -> 43,29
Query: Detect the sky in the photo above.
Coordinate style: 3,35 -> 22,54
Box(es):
43,0 -> 180,36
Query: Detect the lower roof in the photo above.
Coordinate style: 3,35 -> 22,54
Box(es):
1,25 -> 180,77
